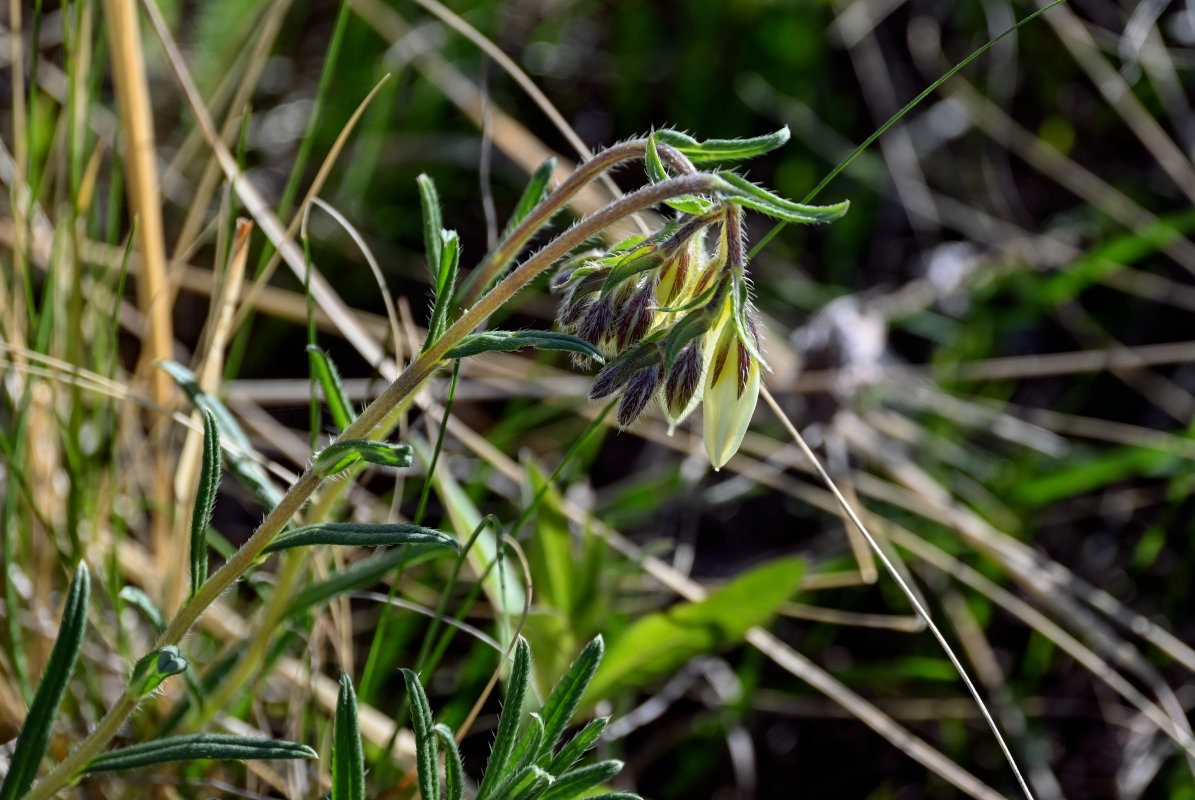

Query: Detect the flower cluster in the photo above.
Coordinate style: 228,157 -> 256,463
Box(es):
554,204 -> 764,470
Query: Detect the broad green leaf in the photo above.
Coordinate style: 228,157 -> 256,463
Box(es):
190,408 -> 220,597
0,563 -> 89,800
539,761 -> 623,800
402,669 -> 440,800
417,173 -> 443,282
435,724 -> 465,800
118,586 -> 163,633
547,717 -> 608,776
503,157 -> 556,238
307,345 -> 356,431
158,360 -> 282,508
84,734 -> 316,773
313,439 -> 413,476
655,126 -> 790,163
127,646 -> 189,700
446,330 -> 604,362
476,638 -> 532,800
263,523 -> 458,554
538,636 -> 603,760
715,172 -> 849,224
332,673 -> 365,800
586,558 -> 804,700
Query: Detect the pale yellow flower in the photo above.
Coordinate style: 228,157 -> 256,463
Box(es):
702,312 -> 760,470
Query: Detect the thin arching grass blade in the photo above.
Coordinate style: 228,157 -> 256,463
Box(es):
401,669 -> 440,800
83,734 -> 316,774
263,523 -> 458,554
189,408 -> 220,597
0,563 -> 89,800
332,673 -> 365,800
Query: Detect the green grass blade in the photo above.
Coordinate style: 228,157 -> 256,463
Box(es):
332,673 -> 365,800
287,545 -> 448,616
84,734 -> 316,774
537,636 -> 604,759
313,440 -> 414,477
402,669 -> 441,800
435,724 -> 465,800
263,523 -> 459,554
476,637 -> 532,800
546,717 -> 608,776
189,408 -> 220,597
538,761 -> 623,800
117,586 -> 163,634
446,331 -> 604,362
307,345 -> 356,432
0,562 -> 90,800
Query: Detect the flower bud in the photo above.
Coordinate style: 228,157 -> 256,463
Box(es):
590,359 -> 629,400
703,320 -> 760,470
577,293 -> 614,347
615,284 -> 654,349
662,342 -> 704,432
616,364 -> 662,428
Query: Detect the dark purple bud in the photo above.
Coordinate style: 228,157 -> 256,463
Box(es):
559,289 -> 593,329
616,364 -> 662,427
578,294 -> 614,346
615,285 -> 654,349
665,343 -> 702,416
590,360 -> 629,400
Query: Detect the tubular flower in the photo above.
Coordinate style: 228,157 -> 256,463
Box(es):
702,302 -> 761,470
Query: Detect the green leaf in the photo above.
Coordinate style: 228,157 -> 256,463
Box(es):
313,439 -> 413,477
538,636 -> 603,760
539,761 -> 623,800
287,545 -> 450,616
446,330 -> 604,362
507,766 -> 553,800
332,673 -> 365,800
655,126 -> 790,163
190,408 -> 220,598
714,172 -> 849,224
402,669 -> 440,800
263,523 -> 458,554
118,586 -> 163,633
503,157 -> 556,238
127,646 -> 189,700
435,724 -> 465,800
417,173 -> 443,282
476,638 -> 532,800
158,360 -> 282,509
509,713 -> 544,777
586,557 -> 804,700
547,717 -> 608,775
84,734 -> 316,774
307,345 -> 356,431
646,133 -> 712,215
0,563 -> 89,800
425,229 -> 461,349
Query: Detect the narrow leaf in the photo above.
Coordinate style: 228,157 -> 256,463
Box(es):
307,345 -> 356,431
502,157 -> 556,238
332,673 -> 365,800
84,734 -> 316,774
314,439 -> 413,477
158,360 -> 282,508
436,724 -> 465,800
508,766 -> 553,800
547,717 -> 608,775
127,646 -> 189,700
264,523 -> 458,554
539,761 -> 623,800
539,636 -> 604,759
715,172 -> 849,224
0,563 -> 90,800
118,586 -> 163,633
417,173 -> 443,282
476,638 -> 532,800
402,669 -> 440,800
425,229 -> 461,348
509,713 -> 544,776
190,408 -> 220,597
644,134 -> 669,184
287,545 -> 450,616
655,126 -> 790,163
446,330 -> 604,362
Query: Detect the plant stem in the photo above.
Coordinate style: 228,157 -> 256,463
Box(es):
25,171 -> 720,800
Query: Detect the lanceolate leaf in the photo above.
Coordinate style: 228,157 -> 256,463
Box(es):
547,716 -> 608,775
263,523 -> 458,554
425,229 -> 461,349
538,636 -> 604,759
503,157 -> 556,238
715,172 -> 850,224
158,360 -> 282,509
417,173 -> 443,282
0,563 -> 90,800
332,674 -> 365,800
538,760 -> 623,800
402,669 -> 440,800
313,439 -> 413,476
476,638 -> 532,800
435,724 -> 465,800
646,134 -> 712,215
83,734 -> 316,774
654,126 -> 790,163
307,345 -> 356,431
446,330 -> 604,362
190,408 -> 220,598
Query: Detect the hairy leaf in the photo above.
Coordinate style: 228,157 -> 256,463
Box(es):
84,734 -> 316,773
446,330 -> 604,362
307,345 -> 356,431
264,523 -> 458,554
402,669 -> 440,800
313,440 -> 413,476
332,673 -> 365,800
655,127 -> 790,163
